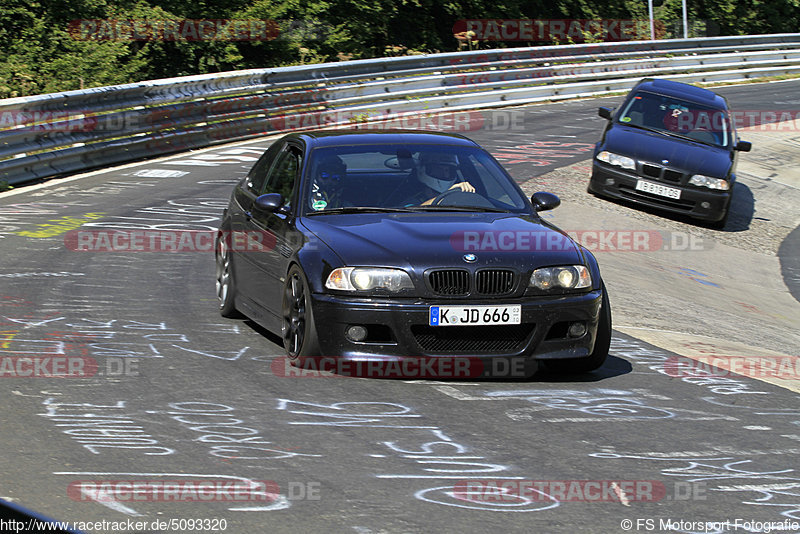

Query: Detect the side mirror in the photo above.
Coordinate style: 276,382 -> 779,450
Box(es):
735,140 -> 752,152
531,192 -> 561,212
254,193 -> 286,213
598,107 -> 613,120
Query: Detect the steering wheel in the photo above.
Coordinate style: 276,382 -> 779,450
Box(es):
430,188 -> 497,209
688,126 -> 718,144
431,188 -> 467,206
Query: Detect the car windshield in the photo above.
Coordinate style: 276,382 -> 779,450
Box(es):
302,143 -> 530,215
617,90 -> 731,147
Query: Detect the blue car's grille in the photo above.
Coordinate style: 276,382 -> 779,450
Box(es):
428,269 -> 470,295
642,163 -> 661,178
476,269 -> 514,295
641,163 -> 684,184
428,269 -> 515,296
411,324 -> 534,354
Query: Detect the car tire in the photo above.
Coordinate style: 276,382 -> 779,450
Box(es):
546,284 -> 611,374
282,265 -> 320,363
215,234 -> 241,318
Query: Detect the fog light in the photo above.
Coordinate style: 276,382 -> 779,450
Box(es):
346,325 -> 368,342
701,201 -> 710,209
605,178 -> 615,186
568,322 -> 587,338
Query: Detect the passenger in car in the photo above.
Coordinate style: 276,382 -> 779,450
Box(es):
309,156 -> 347,210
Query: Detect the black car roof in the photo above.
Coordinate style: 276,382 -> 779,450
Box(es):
283,129 -> 479,148
634,78 -> 728,109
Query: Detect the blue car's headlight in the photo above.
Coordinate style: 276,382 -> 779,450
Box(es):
689,175 -> 730,190
530,266 -> 592,290
596,151 -> 636,171
326,267 -> 414,292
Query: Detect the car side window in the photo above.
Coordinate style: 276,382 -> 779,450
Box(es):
247,142 -> 283,194
264,145 -> 301,206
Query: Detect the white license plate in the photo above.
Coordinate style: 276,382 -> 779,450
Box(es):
635,179 -> 681,199
429,305 -> 521,326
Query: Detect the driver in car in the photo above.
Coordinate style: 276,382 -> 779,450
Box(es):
407,152 -> 475,206
309,156 -> 347,210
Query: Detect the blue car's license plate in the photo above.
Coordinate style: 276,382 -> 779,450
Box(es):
429,305 -> 521,326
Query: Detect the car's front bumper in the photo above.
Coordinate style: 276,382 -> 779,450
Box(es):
588,163 -> 731,222
309,289 -> 603,364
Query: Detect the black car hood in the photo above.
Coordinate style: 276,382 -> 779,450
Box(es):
604,124 -> 733,177
301,212 -> 583,270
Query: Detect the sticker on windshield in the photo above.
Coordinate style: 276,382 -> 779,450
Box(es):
312,200 -> 328,210
620,116 -> 631,122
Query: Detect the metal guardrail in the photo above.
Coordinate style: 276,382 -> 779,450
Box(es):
2,33 -> 800,186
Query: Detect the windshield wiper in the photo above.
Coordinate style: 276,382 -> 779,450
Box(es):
308,205 -> 512,215
621,123 -> 667,135
656,130 -> 719,147
306,206 -> 416,215
624,123 -> 719,147
406,205 -> 510,213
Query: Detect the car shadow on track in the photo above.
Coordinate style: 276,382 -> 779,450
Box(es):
726,180 -> 756,232
243,319 -> 633,383
244,319 -> 283,347
535,355 -> 632,383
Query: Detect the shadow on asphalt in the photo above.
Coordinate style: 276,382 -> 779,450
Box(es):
726,180 -> 755,232
243,319 -> 634,383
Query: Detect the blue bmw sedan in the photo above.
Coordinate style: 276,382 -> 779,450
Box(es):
215,130 -> 611,376
589,78 -> 751,228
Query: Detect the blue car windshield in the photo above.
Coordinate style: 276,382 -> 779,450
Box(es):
618,90 -> 731,148
302,144 -> 531,215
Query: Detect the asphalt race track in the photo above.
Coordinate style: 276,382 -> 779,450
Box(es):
0,79 -> 799,534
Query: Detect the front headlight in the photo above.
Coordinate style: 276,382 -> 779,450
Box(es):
530,266 -> 592,290
596,151 -> 636,171
689,175 -> 729,190
326,267 -> 414,292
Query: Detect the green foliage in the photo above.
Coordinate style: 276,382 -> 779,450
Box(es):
0,0 -> 798,98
